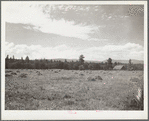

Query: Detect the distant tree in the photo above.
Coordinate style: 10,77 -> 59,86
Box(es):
103,65 -> 108,70
68,63 -> 73,70
20,57 -> 24,68
129,59 -> 132,65
43,58 -> 46,62
13,55 -> 15,60
79,55 -> 85,65
5,55 -> 9,69
45,59 -> 48,63
79,65 -> 85,70
6,55 -> 9,60
107,58 -> 112,69
63,63 -> 69,69
24,63 -> 33,69
133,64 -> 143,70
103,62 -> 108,70
40,59 -> 43,62
128,59 -> 133,71
25,56 -> 29,63
50,59 -> 53,63
88,64 -> 93,70
88,63 -> 99,70
93,63 -> 100,70
84,63 -> 89,70
58,61 -> 64,69
73,63 -> 79,70
16,62 -> 23,69
40,62 -> 46,69
35,60 -> 40,69
21,57 -> 24,62
47,63 -> 51,69
114,62 -> 117,65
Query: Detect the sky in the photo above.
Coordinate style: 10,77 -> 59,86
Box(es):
4,3 -> 144,61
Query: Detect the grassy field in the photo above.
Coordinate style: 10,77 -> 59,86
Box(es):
5,69 -> 144,110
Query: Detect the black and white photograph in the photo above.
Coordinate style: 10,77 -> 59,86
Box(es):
1,1 -> 148,120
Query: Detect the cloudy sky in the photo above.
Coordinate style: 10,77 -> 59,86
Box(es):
4,3 -> 144,61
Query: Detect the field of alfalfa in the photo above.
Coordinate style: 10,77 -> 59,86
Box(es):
5,69 -> 144,110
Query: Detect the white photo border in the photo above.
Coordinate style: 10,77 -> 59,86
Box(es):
1,1 -> 148,120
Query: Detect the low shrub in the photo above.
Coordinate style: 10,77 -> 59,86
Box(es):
11,72 -> 17,75
80,73 -> 84,76
130,77 -> 140,83
5,74 -> 12,77
37,72 -> 42,75
95,76 -> 103,80
16,71 -> 20,73
5,70 -> 12,73
63,94 -> 72,99
87,77 -> 96,81
19,73 -> 27,78
87,75 -> 102,81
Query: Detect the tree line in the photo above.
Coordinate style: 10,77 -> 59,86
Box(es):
5,55 -> 143,70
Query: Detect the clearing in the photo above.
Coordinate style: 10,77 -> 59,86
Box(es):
5,69 -> 144,110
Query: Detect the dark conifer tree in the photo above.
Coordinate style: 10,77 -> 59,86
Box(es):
25,56 -> 29,63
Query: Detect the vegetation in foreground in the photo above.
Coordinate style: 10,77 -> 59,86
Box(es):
5,69 -> 143,110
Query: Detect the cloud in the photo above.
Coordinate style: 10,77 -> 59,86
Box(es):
5,42 -> 144,61
5,41 -> 14,53
87,38 -> 108,41
5,3 -> 97,40
81,43 -> 144,61
100,43 -> 143,52
5,42 -> 77,59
